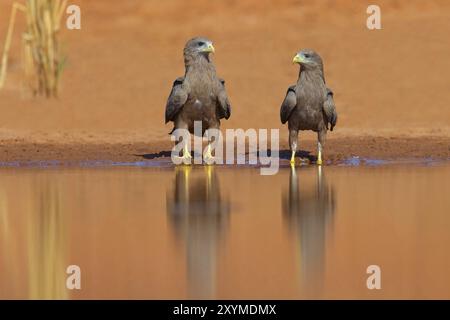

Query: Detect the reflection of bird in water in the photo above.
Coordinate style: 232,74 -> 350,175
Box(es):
283,166 -> 335,296
167,166 -> 230,299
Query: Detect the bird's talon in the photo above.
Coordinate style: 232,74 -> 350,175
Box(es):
174,156 -> 192,165
299,157 -> 310,163
175,148 -> 193,164
204,154 -> 215,165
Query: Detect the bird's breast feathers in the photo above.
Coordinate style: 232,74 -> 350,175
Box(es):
297,85 -> 326,106
193,99 -> 203,109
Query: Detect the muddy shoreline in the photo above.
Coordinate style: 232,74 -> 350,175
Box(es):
0,136 -> 448,165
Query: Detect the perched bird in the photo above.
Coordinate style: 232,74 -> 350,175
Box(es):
165,37 -> 231,163
280,49 -> 337,165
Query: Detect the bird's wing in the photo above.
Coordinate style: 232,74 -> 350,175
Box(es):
216,78 -> 231,120
165,77 -> 189,123
323,88 -> 337,131
280,85 -> 297,124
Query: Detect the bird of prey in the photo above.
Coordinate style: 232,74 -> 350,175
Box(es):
165,37 -> 231,163
280,49 -> 337,165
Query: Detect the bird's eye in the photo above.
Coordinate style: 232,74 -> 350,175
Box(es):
304,53 -> 310,58
198,42 -> 205,47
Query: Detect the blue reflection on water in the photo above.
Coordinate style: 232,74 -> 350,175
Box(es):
0,157 -> 448,169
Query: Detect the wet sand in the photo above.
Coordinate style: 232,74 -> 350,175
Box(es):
0,136 -> 449,165
1,164 -> 449,299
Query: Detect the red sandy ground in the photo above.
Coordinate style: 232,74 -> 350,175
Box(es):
0,0 -> 449,162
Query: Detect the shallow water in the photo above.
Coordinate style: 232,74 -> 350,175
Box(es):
1,163 -> 450,299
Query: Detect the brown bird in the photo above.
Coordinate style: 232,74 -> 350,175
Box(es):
165,37 -> 231,163
280,49 -> 337,165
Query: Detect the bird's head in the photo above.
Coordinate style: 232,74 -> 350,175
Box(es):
293,49 -> 323,70
184,37 -> 215,63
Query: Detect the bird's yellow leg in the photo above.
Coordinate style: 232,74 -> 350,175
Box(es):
204,143 -> 215,165
290,150 -> 296,165
179,144 -> 192,164
317,142 -> 323,165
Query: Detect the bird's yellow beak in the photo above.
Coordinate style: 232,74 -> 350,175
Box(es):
203,43 -> 215,53
293,54 -> 304,64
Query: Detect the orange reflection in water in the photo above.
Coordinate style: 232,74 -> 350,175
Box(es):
0,164 -> 449,299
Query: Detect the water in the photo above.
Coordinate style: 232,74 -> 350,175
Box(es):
1,163 -> 450,299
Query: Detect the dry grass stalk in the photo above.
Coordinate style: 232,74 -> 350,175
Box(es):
0,0 -> 67,97
0,2 -> 26,89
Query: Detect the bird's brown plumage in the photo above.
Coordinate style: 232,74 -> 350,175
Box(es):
165,37 -> 231,135
280,49 -> 337,164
